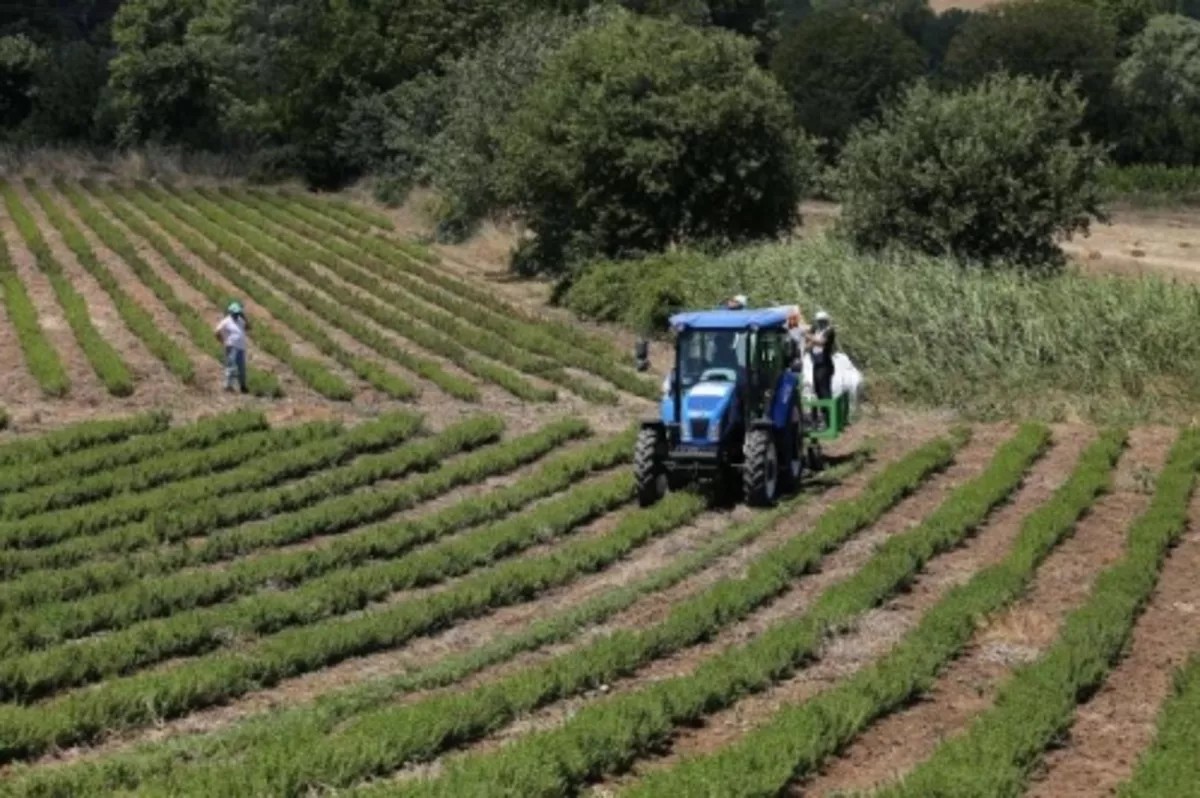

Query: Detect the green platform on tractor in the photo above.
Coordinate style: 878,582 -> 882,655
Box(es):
803,393 -> 851,442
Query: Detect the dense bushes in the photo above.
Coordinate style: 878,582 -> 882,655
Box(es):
497,10 -> 810,274
770,11 -> 925,151
1113,14 -> 1200,166
833,74 -> 1107,267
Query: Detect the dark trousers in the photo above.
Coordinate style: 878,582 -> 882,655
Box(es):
812,362 -> 834,427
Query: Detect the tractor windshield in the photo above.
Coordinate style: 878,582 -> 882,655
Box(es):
677,329 -> 746,387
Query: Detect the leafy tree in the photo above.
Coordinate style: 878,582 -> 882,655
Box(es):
496,10 -> 811,274
1113,13 -> 1200,164
770,11 -> 924,151
0,34 -> 43,131
833,74 -> 1107,268
107,0 -> 219,148
942,0 -> 1119,134
26,40 -> 111,143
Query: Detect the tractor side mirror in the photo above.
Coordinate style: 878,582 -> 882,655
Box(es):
634,339 -> 650,373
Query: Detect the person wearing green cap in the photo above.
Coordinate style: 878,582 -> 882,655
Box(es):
214,301 -> 250,393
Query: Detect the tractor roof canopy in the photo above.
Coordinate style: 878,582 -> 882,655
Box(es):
669,307 -> 794,332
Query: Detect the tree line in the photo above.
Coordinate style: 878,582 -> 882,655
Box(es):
3,0 -> 1199,268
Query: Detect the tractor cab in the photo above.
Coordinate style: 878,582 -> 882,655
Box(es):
636,307 -> 807,507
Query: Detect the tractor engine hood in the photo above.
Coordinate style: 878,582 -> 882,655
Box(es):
662,380 -> 737,444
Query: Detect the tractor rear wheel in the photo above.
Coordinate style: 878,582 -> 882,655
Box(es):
780,398 -> 804,493
744,428 -> 779,507
635,428 -> 667,507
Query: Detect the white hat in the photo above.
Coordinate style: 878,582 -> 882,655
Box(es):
815,309 -> 830,322
733,294 -> 747,307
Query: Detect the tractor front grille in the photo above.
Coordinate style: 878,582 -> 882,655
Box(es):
689,418 -> 710,441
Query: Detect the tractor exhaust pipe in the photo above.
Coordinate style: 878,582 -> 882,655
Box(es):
634,339 -> 650,372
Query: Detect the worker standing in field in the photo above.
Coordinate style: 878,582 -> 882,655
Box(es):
214,301 -> 250,393
805,310 -> 836,429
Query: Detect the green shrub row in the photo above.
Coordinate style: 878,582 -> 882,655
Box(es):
284,190 -> 394,231
25,179 -> 197,385
68,178 -> 283,393
1117,654 -> 1200,798
388,424 -> 1048,798
0,180 -> 132,396
116,185 -> 415,401
0,412 -> 421,554
0,410 -> 260,494
0,422 -> 336,522
0,410 -> 267,517
3,450 -> 870,798
129,187 -> 479,402
79,181 -> 282,396
232,189 -> 652,402
200,187 -> 596,402
162,185 -> 556,403
259,190 -> 628,367
0,488 -> 703,763
0,418 -> 580,610
0,192 -> 70,397
0,471 -> 634,701
869,428 -> 1200,798
109,187 -> 352,401
1100,164 -> 1200,205
624,427 -> 1128,797
0,411 -> 168,467
0,420 -> 614,650
144,432 -> 959,797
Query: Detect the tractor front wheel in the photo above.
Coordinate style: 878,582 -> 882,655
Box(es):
744,428 -> 779,507
635,428 -> 667,507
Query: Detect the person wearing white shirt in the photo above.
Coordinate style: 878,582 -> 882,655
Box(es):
214,301 -> 251,393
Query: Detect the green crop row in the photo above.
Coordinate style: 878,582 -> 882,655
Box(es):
0,194 -> 69,397
0,417 -> 581,609
0,420 -> 344,522
112,185 -> 412,402
135,433 -> 956,798
130,184 -> 481,403
285,190 -> 394,231
0,421 -> 615,651
381,424 -> 1048,798
255,189 -> 636,380
0,411 -> 168,467
0,411 -> 421,554
128,186 -> 478,402
0,409 -> 262,494
0,449 -> 871,798
105,187 -> 350,400
0,486 -> 702,763
80,181 -> 282,396
199,186 -> 598,402
65,181 -> 281,396
25,179 -> 197,385
623,427 -> 1127,797
259,187 -> 624,360
217,188 -> 630,404
0,180 -> 132,395
0,472 -> 634,701
0,410 -> 267,516
157,184 -> 554,403
240,189 -> 656,400
1117,654 -> 1200,797
866,428 -> 1200,798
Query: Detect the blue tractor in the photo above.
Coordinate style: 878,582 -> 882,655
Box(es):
636,307 -> 808,507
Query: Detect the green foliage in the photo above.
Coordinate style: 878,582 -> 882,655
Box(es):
626,427 -> 1123,796
877,428 -> 1200,798
496,9 -> 809,274
1100,163 -> 1200,202
1113,14 -> 1200,165
770,11 -> 925,150
24,40 -> 111,143
0,412 -> 168,468
566,250 -> 711,334
0,180 -> 134,396
0,34 -> 43,130
390,426 -> 1045,798
833,74 -> 1107,268
1119,654 -> 1200,796
942,0 -> 1120,134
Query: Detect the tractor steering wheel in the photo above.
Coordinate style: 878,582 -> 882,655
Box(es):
699,368 -> 738,383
